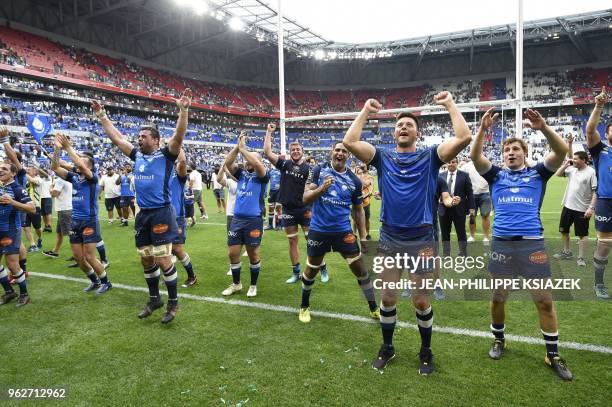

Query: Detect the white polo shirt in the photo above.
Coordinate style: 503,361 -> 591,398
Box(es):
562,165 -> 597,212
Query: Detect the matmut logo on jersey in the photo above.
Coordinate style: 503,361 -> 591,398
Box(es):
388,169 -> 421,178
497,195 -> 533,205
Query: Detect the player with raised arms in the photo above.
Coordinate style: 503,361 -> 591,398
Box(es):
343,91 -> 471,375
470,107 -> 573,380
92,88 -> 192,324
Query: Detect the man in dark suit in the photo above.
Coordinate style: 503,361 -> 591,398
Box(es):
438,158 -> 475,256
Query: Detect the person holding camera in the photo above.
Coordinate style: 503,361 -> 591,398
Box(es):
553,134 -> 597,267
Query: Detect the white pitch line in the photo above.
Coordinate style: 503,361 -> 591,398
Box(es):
29,272 -> 612,355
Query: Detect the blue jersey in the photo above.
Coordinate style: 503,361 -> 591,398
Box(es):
130,147 -> 177,209
233,168 -> 269,218
308,164 -> 362,232
0,181 -> 30,231
482,162 -> 554,237
269,168 -> 281,192
370,145 -> 443,228
120,174 -> 135,197
588,141 -> 612,199
184,187 -> 194,205
169,171 -> 187,218
65,172 -> 99,219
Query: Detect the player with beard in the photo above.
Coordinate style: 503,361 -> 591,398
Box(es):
263,123 -> 330,284
92,88 -> 192,324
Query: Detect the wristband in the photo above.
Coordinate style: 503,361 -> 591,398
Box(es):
0,136 -> 9,144
95,109 -> 107,119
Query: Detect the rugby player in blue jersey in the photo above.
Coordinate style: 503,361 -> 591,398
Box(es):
221,132 -> 269,298
116,163 -> 135,227
0,161 -> 36,307
343,92 -> 471,375
471,107 -> 572,380
92,88 -> 192,324
265,166 -> 281,231
169,149 -> 197,288
51,133 -> 112,295
298,142 -> 379,323
586,86 -> 611,299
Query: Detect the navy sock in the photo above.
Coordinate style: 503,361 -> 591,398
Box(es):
14,271 -> 27,295
593,254 -> 607,285
292,263 -> 301,276
301,274 -> 316,308
86,269 -> 100,284
97,241 -> 107,263
231,262 -> 241,285
491,323 -> 505,341
268,215 -> 273,227
143,264 -> 160,299
19,258 -> 27,273
0,267 -> 13,293
380,304 -> 397,346
357,273 -> 377,311
163,265 -> 178,305
542,330 -> 559,357
99,271 -> 109,285
250,261 -> 261,286
416,306 -> 434,351
180,254 -> 195,279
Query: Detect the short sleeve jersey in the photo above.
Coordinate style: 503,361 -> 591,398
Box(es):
233,168 -> 269,218
129,146 -> 178,209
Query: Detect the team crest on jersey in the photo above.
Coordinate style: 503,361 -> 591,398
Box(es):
139,164 -> 145,173
510,187 -> 520,193
522,177 -> 530,183
341,184 -> 348,191
329,189 -> 338,197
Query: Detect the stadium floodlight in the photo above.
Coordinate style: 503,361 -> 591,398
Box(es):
229,17 -> 245,31
314,49 -> 325,60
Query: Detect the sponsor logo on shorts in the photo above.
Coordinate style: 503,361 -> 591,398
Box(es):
529,251 -> 548,264
418,246 -> 434,258
228,231 -> 238,238
83,227 -> 94,236
0,237 -> 13,246
343,233 -> 356,244
153,223 -> 169,234
307,239 -> 323,247
595,215 -> 612,223
249,229 -> 262,238
177,228 -> 183,234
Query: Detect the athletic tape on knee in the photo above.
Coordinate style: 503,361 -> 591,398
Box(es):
137,246 -> 153,257
286,233 -> 298,238
597,237 -> 612,245
306,261 -> 321,269
152,244 -> 172,257
346,254 -> 362,265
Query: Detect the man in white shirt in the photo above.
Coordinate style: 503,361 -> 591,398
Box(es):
189,164 -> 208,219
461,159 -> 492,244
211,164 -> 226,214
99,167 -> 121,224
42,176 -> 73,258
217,164 -> 239,276
553,146 -> 597,267
39,171 -> 53,232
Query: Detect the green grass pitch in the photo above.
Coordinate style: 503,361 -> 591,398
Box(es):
1,176 -> 610,406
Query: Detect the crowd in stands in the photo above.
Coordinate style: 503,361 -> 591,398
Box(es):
1,25 -> 610,116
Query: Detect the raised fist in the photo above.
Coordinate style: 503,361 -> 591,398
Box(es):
434,91 -> 454,107
267,123 -> 277,133
363,99 -> 382,115
176,88 -> 192,110
321,176 -> 335,192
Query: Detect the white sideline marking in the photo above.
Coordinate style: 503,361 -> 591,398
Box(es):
30,272 -> 612,355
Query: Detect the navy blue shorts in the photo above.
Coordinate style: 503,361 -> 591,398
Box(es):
0,229 -> 22,255
227,216 -> 263,247
595,198 -> 612,233
268,189 -> 279,204
135,206 -> 178,247
69,217 -> 101,245
185,203 -> 195,218
378,224 -> 436,274
120,195 -> 135,209
488,237 -> 551,278
174,217 -> 187,245
307,230 -> 360,258
41,197 -> 53,216
281,207 -> 311,228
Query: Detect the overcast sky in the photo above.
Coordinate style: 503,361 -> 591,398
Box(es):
280,0 -> 611,43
